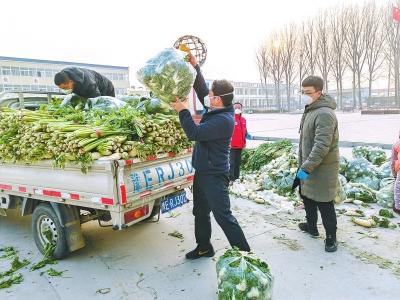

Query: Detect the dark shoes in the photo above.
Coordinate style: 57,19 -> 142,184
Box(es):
298,222 -> 320,237
185,244 -> 215,260
325,235 -> 338,253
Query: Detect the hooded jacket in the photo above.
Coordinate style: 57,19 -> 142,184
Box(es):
62,67 -> 115,98
299,94 -> 339,202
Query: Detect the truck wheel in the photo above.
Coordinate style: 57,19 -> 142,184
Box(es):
32,203 -> 69,259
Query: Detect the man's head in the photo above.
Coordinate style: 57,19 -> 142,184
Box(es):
301,76 -> 324,102
54,71 -> 74,93
233,102 -> 243,114
208,79 -> 234,108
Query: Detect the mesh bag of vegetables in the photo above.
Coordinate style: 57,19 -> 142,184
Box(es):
353,176 -> 380,190
137,48 -> 196,103
345,182 -> 377,203
367,148 -> 387,166
339,156 -> 348,175
273,171 -> 296,196
345,158 -> 378,181
136,97 -> 174,115
378,162 -> 392,179
377,179 -> 395,208
216,248 -> 273,300
60,94 -> 87,109
352,146 -> 370,160
86,96 -> 126,111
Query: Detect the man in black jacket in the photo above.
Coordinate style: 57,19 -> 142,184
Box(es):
171,54 -> 250,259
54,67 -> 115,98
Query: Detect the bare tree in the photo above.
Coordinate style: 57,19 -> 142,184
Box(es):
297,23 -> 311,109
384,2 -> 400,105
364,3 -> 386,99
281,24 -> 298,111
344,4 -> 368,109
315,11 -> 332,92
256,43 -> 270,107
303,21 -> 317,75
265,32 -> 285,111
329,6 -> 348,109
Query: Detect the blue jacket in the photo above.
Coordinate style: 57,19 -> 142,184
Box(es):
179,65 -> 234,174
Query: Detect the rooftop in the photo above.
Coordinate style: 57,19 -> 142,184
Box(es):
0,56 -> 129,70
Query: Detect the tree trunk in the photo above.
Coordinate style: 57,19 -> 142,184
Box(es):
339,78 -> 343,111
352,71 -> 357,109
357,71 -> 362,109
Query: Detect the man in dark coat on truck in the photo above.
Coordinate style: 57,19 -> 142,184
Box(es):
171,54 -> 250,259
54,67 -> 115,98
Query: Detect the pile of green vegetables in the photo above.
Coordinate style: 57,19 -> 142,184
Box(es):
0,97 -> 191,172
238,143 -> 394,207
137,48 -> 196,103
216,248 -> 273,300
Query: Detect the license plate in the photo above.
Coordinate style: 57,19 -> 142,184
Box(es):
161,191 -> 188,214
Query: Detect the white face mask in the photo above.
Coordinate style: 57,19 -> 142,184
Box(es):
62,88 -> 73,94
234,109 -> 242,114
203,95 -> 211,108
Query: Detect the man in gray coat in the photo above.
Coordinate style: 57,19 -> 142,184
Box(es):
296,76 -> 339,252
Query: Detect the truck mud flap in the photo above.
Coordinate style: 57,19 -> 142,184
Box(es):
50,203 -> 85,252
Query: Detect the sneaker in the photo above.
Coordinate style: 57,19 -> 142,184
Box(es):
185,244 -> 215,260
325,235 -> 338,252
298,222 -> 319,237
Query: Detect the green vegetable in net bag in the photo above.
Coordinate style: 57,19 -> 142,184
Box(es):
376,179 -> 395,208
216,248 -> 273,300
378,162 -> 392,179
137,48 -> 196,103
345,158 -> 378,181
353,176 -> 380,190
352,146 -> 370,160
345,183 -> 377,203
368,148 -> 387,166
86,96 -> 126,111
339,156 -> 348,175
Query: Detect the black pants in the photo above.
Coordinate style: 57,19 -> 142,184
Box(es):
193,172 -> 250,251
229,148 -> 242,181
301,195 -> 337,237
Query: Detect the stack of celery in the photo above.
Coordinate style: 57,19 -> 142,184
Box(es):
0,102 -> 191,172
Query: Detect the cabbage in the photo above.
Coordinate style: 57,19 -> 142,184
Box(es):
345,183 -> 377,203
377,180 -> 395,208
345,158 -> 378,180
137,48 -> 196,103
216,248 -> 273,300
353,176 -> 380,190
339,156 -> 348,175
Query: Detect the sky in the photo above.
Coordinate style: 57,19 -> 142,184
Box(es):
0,0 -> 391,86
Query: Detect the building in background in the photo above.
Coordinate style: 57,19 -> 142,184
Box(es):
0,56 -> 130,96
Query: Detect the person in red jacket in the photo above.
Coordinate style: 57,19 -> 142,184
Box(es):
230,102 -> 252,182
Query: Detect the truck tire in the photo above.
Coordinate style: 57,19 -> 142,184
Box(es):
32,203 -> 69,259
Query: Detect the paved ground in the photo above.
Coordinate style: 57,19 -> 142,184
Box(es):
246,112 -> 400,146
1,197 -> 400,300
1,112 -> 400,300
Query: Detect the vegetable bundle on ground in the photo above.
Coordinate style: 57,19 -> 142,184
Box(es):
137,48 -> 196,103
0,100 -> 192,172
216,248 -> 273,300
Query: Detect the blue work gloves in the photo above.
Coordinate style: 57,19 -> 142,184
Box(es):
245,133 -> 253,140
296,169 -> 309,180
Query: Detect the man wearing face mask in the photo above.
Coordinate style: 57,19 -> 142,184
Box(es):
229,102 -> 252,183
296,76 -> 339,253
171,53 -> 250,259
54,67 -> 115,98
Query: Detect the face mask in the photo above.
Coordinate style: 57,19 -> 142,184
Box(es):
62,89 -> 73,94
234,109 -> 242,114
203,95 -> 211,108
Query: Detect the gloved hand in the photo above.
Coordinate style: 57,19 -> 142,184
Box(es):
246,133 -> 253,140
296,169 -> 309,180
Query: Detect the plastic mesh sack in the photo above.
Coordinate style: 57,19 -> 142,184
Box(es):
378,162 -> 392,179
345,158 -> 378,180
352,146 -> 370,160
85,96 -> 126,111
345,183 -> 377,203
339,156 -> 348,175
368,148 -> 387,166
216,248 -> 273,300
353,176 -> 380,191
377,179 -> 395,208
273,171 -> 296,196
137,48 -> 196,103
